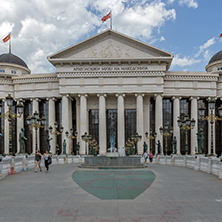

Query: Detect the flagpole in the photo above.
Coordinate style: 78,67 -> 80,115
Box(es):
110,10 -> 112,29
9,32 -> 11,54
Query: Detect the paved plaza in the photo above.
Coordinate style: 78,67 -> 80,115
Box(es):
0,163 -> 222,222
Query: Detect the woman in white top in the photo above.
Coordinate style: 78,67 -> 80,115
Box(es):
42,150 -> 51,173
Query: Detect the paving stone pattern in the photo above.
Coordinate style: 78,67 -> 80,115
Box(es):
0,163 -> 222,222
72,170 -> 156,200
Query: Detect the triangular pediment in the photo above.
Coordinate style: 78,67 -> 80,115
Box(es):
48,29 -> 173,61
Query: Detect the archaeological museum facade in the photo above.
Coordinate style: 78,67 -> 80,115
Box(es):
0,29 -> 222,156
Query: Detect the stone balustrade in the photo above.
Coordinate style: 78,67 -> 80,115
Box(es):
0,154 -> 83,180
1,154 -> 222,181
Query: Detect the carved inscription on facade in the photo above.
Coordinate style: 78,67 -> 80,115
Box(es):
73,66 -> 151,72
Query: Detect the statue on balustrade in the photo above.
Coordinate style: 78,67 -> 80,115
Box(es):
19,128 -> 27,153
109,114 -> 116,150
143,142 -> 148,153
156,140 -> 161,155
172,136 -> 177,154
63,139 -> 67,155
197,128 -> 204,153
76,142 -> 80,155
46,133 -> 52,153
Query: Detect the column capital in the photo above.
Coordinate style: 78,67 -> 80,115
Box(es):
154,93 -> 163,99
78,94 -> 88,98
171,96 -> 180,100
135,93 -> 145,97
189,97 -> 199,101
97,94 -> 107,98
115,93 -> 125,98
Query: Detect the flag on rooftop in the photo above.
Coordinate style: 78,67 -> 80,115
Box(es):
101,11 -> 111,23
2,33 -> 10,43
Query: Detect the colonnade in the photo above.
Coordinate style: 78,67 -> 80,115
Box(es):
2,94 -> 216,155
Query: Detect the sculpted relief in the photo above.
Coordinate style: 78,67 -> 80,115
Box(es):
73,39 -> 150,59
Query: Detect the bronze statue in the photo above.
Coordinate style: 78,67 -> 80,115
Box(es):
172,136 -> 177,154
19,128 -> 27,153
156,140 -> 161,154
76,142 -> 80,155
46,133 -> 52,153
143,142 -> 148,153
197,128 -> 204,153
63,139 -> 66,155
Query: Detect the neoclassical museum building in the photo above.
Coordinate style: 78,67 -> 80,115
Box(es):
0,29 -> 222,156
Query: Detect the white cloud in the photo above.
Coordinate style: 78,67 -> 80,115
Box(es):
160,36 -> 165,41
171,55 -> 201,67
0,0 -> 177,73
195,37 -> 215,58
203,50 -> 211,62
178,0 -> 198,8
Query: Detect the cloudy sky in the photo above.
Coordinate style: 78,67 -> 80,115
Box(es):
0,0 -> 221,74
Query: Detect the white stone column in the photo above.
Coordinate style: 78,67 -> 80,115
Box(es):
172,97 -> 180,155
98,94 -> 107,155
79,94 -> 88,155
144,96 -> 150,153
155,94 -> 163,155
32,98 -> 39,154
190,97 -> 198,155
17,100 -> 24,154
49,98 -> 56,154
116,94 -> 125,151
62,95 -> 70,154
136,94 -> 144,155
4,100 -> 9,155
76,96 -> 80,150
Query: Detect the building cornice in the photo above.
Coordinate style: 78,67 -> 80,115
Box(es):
57,71 -> 165,78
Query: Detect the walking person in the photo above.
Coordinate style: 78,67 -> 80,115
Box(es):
144,150 -> 148,163
34,150 -> 42,173
149,152 -> 153,163
42,150 -> 51,173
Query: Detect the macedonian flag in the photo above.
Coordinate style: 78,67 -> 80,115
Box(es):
219,33 -> 222,38
101,11 -> 111,23
2,33 -> 10,43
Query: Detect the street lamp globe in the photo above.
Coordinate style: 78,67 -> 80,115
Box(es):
6,94 -> 13,107
16,101 -> 24,115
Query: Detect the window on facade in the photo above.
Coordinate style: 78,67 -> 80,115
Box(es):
163,98 -> 173,154
71,99 -> 77,154
39,100 -> 49,154
11,101 -> 17,154
24,100 -> 33,154
198,99 -> 208,154
11,70 -> 16,74
180,99 -> 191,155
0,101 -> 4,154
0,69 -> 5,73
215,100 -> 222,156
125,109 -> 136,141
107,109 -> 117,150
55,99 -> 62,154
89,109 -> 99,147
150,98 -> 155,153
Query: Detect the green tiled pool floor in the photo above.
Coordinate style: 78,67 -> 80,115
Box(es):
72,170 -> 155,199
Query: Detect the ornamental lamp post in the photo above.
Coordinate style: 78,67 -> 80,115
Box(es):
177,113 -> 195,155
26,111 -> 46,152
81,132 -> 92,155
49,122 -> 63,154
198,98 -> 222,156
0,95 -> 24,155
145,129 -> 157,153
159,122 -> 173,156
65,129 -> 78,154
